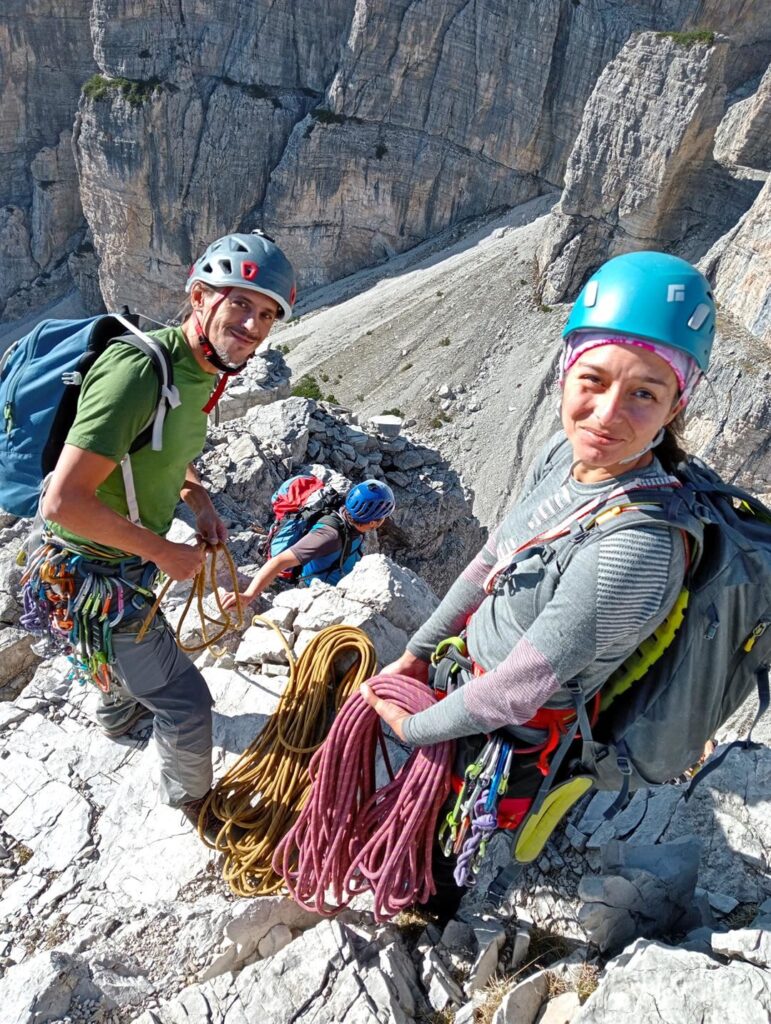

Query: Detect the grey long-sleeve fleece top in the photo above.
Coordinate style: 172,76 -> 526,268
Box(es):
402,432 -> 686,746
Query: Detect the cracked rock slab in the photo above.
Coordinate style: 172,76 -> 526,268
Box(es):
574,938 -> 771,1023
133,919 -> 417,1024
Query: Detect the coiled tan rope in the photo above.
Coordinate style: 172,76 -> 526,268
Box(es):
200,619 -> 377,896
135,543 -> 243,650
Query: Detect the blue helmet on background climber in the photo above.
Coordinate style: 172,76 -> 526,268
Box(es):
562,251 -> 716,372
186,230 -> 297,320
344,480 -> 396,523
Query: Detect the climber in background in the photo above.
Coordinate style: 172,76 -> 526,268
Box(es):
221,479 -> 396,611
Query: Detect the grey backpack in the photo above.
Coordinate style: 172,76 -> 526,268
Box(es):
556,458 -> 771,808
507,457 -> 771,821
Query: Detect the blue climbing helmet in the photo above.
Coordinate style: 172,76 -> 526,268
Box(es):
562,251 -> 715,372
344,480 -> 396,523
186,230 -> 297,320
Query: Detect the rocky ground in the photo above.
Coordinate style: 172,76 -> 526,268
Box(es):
1,10 -> 770,1022
1,538 -> 770,1024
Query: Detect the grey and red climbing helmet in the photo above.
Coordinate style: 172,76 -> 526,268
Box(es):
344,480 -> 396,523
186,230 -> 297,320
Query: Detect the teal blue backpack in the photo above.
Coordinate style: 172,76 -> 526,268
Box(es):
0,312 -> 177,519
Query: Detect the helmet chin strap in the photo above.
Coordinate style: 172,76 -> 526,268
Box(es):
192,287 -> 251,412
198,338 -> 248,375
617,426 -> 666,465
192,286 -> 250,374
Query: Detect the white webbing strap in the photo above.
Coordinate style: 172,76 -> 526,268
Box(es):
113,312 -> 181,451
120,455 -> 142,526
483,476 -> 681,594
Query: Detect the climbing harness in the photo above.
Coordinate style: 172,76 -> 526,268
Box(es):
20,535 -> 157,692
430,634 -> 602,882
199,622 -> 377,897
134,542 -> 243,651
20,537 -> 244,693
273,674 -> 454,922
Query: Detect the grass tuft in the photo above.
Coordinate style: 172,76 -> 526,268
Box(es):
291,374 -> 323,400
82,73 -> 162,107
656,29 -> 715,47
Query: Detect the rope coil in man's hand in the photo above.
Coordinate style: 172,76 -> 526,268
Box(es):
272,675 -> 453,922
201,620 -> 377,896
135,543 -> 243,650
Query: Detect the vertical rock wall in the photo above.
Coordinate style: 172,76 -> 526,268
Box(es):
0,0 -> 96,320
2,1 -> 770,321
535,32 -> 730,303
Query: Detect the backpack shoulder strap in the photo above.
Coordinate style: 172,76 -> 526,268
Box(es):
484,476 -> 688,594
317,510 -> 348,538
109,313 -> 180,453
316,510 -> 358,575
105,315 -> 180,527
558,493 -> 704,577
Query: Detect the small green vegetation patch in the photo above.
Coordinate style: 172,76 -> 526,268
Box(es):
83,74 -> 163,107
438,337 -> 451,347
656,30 -> 715,47
381,407 -> 403,417
291,374 -> 323,400
222,77 -> 283,109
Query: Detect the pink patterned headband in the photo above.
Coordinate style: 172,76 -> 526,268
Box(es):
560,333 -> 702,406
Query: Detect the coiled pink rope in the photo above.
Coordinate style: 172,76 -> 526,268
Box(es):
272,674 -> 454,921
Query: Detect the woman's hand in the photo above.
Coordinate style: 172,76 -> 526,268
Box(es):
360,682 -> 412,741
379,651 -> 430,684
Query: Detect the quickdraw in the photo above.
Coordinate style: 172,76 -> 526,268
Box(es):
20,537 -> 156,692
442,736 -> 516,887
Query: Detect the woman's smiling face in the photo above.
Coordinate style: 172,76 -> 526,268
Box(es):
561,342 -> 681,482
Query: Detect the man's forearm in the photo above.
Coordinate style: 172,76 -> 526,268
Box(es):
244,550 -> 300,599
180,463 -> 213,514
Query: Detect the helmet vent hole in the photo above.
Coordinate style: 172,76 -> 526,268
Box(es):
688,304 -> 711,331
218,258 -> 232,275
584,280 -> 599,307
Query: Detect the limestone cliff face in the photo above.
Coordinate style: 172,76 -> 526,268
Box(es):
4,0 -> 771,322
535,32 -> 732,303
700,177 -> 771,343
0,0 -> 96,321
75,81 -> 317,313
714,65 -> 771,171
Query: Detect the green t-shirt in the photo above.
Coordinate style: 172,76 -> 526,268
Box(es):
49,326 -> 215,555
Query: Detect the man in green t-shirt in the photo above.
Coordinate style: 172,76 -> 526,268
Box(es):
40,231 -> 296,836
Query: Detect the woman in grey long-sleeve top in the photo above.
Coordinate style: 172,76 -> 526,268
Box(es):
361,251 -> 716,752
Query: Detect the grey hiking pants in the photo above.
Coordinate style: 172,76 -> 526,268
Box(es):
96,616 -> 214,807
